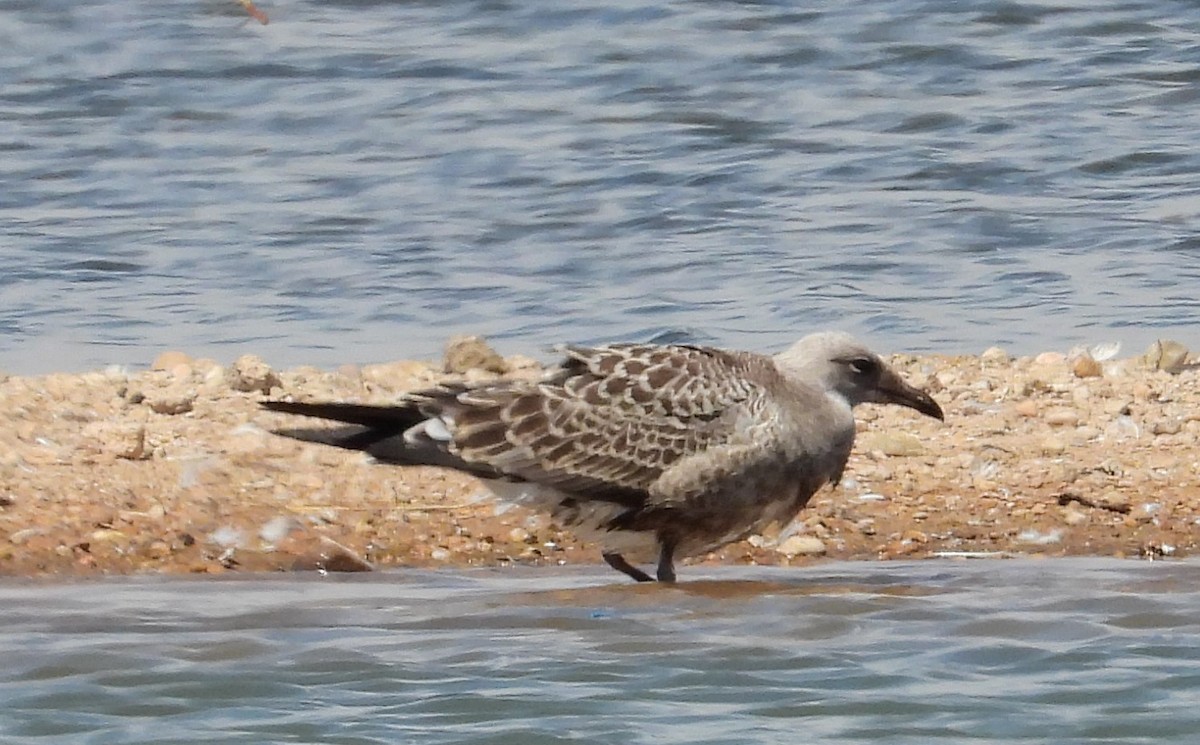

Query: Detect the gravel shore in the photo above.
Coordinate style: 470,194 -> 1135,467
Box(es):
1,337 -> 1197,578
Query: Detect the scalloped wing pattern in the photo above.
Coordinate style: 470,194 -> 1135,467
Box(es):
404,344 -> 775,504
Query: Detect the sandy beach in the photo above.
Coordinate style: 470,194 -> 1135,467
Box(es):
1,336 -> 1196,579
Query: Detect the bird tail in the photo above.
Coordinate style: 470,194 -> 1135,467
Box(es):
260,400 -> 429,453
261,400 -> 425,430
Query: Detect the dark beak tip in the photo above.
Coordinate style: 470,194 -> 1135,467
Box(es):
916,392 -> 945,421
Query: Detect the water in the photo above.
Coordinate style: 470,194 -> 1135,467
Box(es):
0,558 -> 1198,744
2,0 -> 1199,374
5,3 -> 1200,739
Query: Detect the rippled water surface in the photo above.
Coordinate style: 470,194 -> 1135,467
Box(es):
3,0 -> 1200,373
2,559 -> 1199,744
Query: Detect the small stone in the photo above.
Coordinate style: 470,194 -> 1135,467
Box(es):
777,535 -> 826,556
1062,507 -> 1089,526
980,346 -> 1009,364
227,354 -> 281,393
1033,351 -> 1066,366
89,529 -> 126,543
1044,407 -> 1079,427
1144,340 -> 1189,374
146,389 -> 195,415
1017,528 -> 1063,545
1096,491 -> 1131,513
116,426 -> 148,460
9,528 -> 43,545
1014,400 -> 1038,418
1072,355 -> 1103,378
290,537 -> 373,573
1039,436 -> 1068,454
359,360 -> 436,391
260,515 -> 300,545
1151,419 -> 1183,436
209,526 -> 244,548
443,335 -> 507,375
152,351 -> 194,372
146,541 -> 173,559
1134,503 -> 1160,524
858,431 -> 926,457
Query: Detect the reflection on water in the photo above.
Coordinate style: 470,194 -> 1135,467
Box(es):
1,558 -> 1199,744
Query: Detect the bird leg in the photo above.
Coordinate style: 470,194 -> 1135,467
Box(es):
602,551 -> 654,583
656,540 -> 677,583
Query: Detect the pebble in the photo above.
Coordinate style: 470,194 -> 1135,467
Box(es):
260,515 -> 299,545
227,355 -> 281,394
146,540 -> 173,559
1144,340 -> 1189,374
1151,419 -> 1182,436
9,528 -> 43,545
1014,400 -> 1038,417
360,360 -> 436,391
147,389 -> 195,415
1043,407 -> 1079,427
90,529 -> 126,543
209,526 -> 245,548
1096,491 -> 1132,513
1039,435 -> 1068,454
443,335 -> 507,374
1062,507 -> 1089,526
980,346 -> 1009,365
293,537 -> 373,573
151,351 -> 193,372
1017,529 -> 1063,545
1072,354 -> 1103,378
858,431 -> 926,457
776,535 -> 826,556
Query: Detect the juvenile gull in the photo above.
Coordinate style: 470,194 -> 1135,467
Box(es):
262,333 -> 943,583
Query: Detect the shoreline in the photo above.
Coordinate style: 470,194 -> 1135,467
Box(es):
1,337 -> 1197,579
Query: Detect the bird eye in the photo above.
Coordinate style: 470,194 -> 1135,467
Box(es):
848,357 -> 878,376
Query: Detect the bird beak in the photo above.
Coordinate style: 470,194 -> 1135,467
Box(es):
876,367 -> 944,421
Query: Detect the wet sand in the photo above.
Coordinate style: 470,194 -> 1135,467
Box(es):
1,337 -> 1197,578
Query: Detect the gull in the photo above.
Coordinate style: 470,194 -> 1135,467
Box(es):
262,333 -> 943,583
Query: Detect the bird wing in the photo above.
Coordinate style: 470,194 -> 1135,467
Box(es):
420,344 -> 774,505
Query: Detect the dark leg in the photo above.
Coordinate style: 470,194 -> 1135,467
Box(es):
602,551 -> 653,583
656,540 -> 677,583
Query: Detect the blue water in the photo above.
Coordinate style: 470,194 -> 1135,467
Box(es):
2,559 -> 1199,744
2,0 -> 1199,374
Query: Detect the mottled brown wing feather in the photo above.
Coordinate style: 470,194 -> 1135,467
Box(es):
431,344 -> 774,501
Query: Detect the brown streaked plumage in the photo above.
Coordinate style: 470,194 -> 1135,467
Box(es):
262,332 -> 943,583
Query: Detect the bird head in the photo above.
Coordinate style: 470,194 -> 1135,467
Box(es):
774,332 -> 944,421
